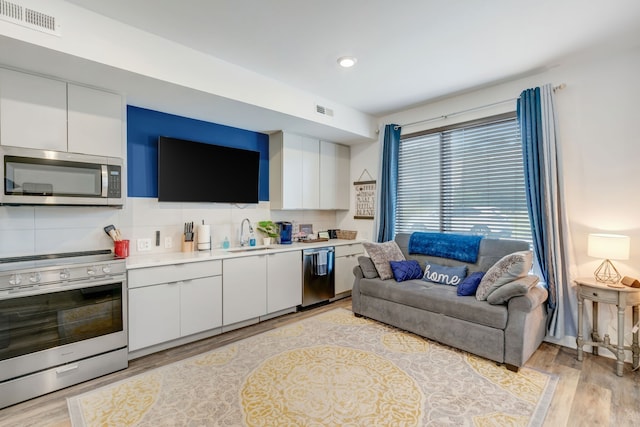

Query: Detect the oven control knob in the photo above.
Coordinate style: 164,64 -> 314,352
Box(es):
87,266 -> 96,276
60,268 -> 71,280
9,274 -> 22,286
29,272 -> 41,284
102,265 -> 111,274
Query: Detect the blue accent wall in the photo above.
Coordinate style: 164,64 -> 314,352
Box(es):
127,105 -> 269,201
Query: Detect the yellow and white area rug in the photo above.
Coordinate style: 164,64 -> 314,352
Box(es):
67,308 -> 557,426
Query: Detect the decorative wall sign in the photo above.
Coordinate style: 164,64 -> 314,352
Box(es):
354,169 -> 376,219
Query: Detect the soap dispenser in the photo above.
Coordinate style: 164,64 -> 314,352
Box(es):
249,231 -> 256,247
222,236 -> 230,249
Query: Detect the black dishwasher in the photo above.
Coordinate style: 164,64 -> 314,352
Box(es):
301,247 -> 335,307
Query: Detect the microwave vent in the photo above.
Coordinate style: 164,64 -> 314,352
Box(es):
0,0 -> 60,35
316,104 -> 334,117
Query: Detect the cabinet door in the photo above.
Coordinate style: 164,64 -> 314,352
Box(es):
281,133 -> 303,208
267,251 -> 302,313
180,275 -> 222,336
335,255 -> 359,294
129,283 -> 180,351
68,84 -> 123,157
0,68 -> 67,151
223,256 -> 267,325
335,244 -> 364,294
335,143 -> 350,209
301,136 -> 320,209
319,140 -> 337,208
320,141 -> 350,209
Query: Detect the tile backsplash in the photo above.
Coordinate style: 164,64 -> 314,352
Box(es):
0,198 -> 340,258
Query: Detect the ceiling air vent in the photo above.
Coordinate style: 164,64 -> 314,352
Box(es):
0,0 -> 60,35
316,104 -> 334,117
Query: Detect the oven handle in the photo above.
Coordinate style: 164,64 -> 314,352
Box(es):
56,363 -> 79,374
1,275 -> 126,299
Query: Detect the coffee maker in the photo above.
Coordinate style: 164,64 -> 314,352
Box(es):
277,221 -> 293,244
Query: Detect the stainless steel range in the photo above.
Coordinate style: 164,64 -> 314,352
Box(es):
0,250 -> 127,408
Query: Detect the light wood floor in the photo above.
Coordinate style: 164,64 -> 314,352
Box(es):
1,298 -> 638,427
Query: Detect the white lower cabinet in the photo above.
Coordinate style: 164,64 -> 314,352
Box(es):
334,243 -> 364,295
223,251 -> 302,326
223,256 -> 267,325
129,283 -> 181,351
267,251 -> 302,313
128,260 -> 222,352
180,276 -> 223,336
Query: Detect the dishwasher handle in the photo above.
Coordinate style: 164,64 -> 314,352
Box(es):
303,247 -> 335,256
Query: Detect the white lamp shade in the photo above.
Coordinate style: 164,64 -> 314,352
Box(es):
587,233 -> 630,260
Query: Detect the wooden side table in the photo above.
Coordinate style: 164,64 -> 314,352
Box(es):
575,277 -> 640,376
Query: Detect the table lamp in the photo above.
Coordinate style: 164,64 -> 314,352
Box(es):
587,233 -> 630,284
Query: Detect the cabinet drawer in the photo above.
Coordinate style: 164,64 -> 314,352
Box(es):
128,260 -> 222,288
335,243 -> 363,258
580,287 -> 618,304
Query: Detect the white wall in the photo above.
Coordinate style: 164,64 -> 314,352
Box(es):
339,45 -> 640,349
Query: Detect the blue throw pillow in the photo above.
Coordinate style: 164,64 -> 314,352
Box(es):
423,263 -> 467,286
389,260 -> 423,282
457,271 -> 485,296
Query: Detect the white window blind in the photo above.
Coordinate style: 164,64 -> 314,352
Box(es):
396,114 -> 532,243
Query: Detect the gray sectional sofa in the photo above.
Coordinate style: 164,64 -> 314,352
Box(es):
351,233 -> 549,370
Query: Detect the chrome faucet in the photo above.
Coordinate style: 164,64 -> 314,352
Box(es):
240,218 -> 253,246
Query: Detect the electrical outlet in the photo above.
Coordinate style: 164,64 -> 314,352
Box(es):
164,236 -> 173,249
137,238 -> 152,252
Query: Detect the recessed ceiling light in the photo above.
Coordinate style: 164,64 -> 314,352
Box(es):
337,56 -> 357,68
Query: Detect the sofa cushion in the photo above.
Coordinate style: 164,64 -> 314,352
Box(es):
359,278 -> 508,329
457,271 -> 485,296
357,256 -> 379,279
487,275 -> 540,304
390,260 -> 423,282
423,262 -> 467,286
476,251 -> 533,301
363,241 -> 406,280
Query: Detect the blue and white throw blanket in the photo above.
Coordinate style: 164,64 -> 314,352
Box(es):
408,232 -> 483,263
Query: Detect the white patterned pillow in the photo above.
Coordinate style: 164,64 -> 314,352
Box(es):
476,251 -> 533,301
362,241 -> 406,280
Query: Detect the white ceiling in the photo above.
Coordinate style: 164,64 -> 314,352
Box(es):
64,0 -> 640,116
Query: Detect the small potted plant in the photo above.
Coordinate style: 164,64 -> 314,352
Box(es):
257,220 -> 279,245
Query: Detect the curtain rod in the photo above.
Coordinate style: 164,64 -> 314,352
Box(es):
394,83 -> 566,130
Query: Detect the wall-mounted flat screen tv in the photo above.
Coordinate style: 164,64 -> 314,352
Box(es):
158,136 -> 260,203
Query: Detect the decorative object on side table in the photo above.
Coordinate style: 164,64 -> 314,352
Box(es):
575,277 -> 640,376
587,233 -> 630,285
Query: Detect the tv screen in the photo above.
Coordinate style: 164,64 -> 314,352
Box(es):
157,136 -> 260,203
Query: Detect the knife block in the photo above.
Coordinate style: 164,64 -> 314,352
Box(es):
182,237 -> 194,252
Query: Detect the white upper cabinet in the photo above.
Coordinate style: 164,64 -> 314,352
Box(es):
270,131 -> 348,210
0,68 -> 122,158
0,68 -> 67,151
68,84 -> 123,158
301,135 -> 320,209
320,140 -> 350,210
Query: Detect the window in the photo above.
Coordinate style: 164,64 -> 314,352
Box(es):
396,113 -> 532,243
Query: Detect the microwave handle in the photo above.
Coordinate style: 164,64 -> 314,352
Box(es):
101,165 -> 108,197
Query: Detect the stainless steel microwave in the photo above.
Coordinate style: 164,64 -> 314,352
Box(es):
1,146 -> 123,207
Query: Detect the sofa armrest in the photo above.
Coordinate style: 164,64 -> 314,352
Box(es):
507,285 -> 548,312
351,265 -> 365,314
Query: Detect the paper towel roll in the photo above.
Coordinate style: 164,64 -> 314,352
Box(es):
197,224 -> 211,251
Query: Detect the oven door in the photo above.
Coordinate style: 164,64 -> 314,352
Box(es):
0,277 -> 127,382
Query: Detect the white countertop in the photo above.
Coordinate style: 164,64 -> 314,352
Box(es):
126,239 -> 364,269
